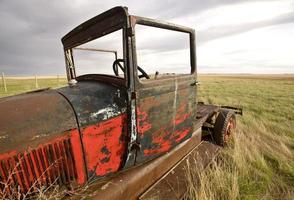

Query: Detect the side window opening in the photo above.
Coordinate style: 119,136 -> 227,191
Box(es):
135,25 -> 191,80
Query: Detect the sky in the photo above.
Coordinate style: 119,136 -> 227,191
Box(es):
0,0 -> 293,75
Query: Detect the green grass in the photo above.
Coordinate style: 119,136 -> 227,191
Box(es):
0,75 -> 293,199
0,77 -> 67,98
185,75 -> 294,200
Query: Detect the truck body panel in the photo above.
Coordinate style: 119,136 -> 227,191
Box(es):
58,79 -> 128,178
136,76 -> 197,163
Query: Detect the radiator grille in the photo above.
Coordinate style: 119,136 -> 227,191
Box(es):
0,138 -> 77,194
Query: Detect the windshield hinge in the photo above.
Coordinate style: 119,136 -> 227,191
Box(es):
127,27 -> 134,37
131,91 -> 137,99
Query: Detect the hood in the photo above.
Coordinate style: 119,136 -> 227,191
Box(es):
0,90 -> 78,153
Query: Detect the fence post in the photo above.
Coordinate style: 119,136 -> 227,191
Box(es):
57,75 -> 60,86
35,75 -> 39,88
2,72 -> 7,92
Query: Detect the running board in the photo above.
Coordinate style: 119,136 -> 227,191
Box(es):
139,141 -> 220,199
75,128 -> 220,200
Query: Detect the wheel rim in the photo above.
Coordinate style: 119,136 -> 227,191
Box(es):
224,117 -> 236,143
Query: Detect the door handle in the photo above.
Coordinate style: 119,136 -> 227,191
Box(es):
190,81 -> 200,86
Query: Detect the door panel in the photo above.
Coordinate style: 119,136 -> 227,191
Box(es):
136,76 -> 197,163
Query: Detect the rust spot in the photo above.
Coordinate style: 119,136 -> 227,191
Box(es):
101,146 -> 111,155
101,157 -> 110,164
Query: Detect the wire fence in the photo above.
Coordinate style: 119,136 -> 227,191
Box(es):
0,73 -> 67,97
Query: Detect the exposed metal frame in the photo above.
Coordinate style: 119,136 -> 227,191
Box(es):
130,15 -> 197,77
73,47 -> 118,60
62,7 -> 130,85
62,7 -> 197,84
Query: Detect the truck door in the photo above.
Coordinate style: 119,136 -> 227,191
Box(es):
135,77 -> 197,163
132,22 -> 198,164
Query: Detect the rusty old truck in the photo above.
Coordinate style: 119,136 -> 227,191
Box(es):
0,6 -> 242,199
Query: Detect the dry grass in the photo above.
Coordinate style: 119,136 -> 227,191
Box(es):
0,156 -> 74,200
185,75 -> 294,200
1,170 -> 92,200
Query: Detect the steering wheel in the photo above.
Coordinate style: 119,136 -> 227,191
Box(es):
113,59 -> 150,79
113,59 -> 125,76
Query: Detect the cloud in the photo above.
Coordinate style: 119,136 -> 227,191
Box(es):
198,23 -> 294,74
133,11 -> 294,52
197,11 -> 294,43
0,0 -> 293,75
127,0 -> 269,19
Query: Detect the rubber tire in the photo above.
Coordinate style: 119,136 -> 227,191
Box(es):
213,109 -> 236,146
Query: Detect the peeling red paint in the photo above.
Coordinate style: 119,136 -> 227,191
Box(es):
138,101 -> 192,157
143,128 -> 191,156
0,130 -> 87,193
175,103 -> 190,125
0,150 -> 17,160
81,114 -> 127,177
0,112 -> 128,191
143,140 -> 171,156
174,128 -> 191,143
69,129 -> 86,184
137,108 -> 152,135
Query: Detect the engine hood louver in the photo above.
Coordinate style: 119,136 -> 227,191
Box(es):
0,137 -> 77,196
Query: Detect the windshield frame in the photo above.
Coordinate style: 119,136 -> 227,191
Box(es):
62,7 -> 130,87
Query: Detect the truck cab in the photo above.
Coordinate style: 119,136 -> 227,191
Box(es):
1,7 -> 238,198
60,6 -> 198,177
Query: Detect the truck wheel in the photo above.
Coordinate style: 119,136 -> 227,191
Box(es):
213,109 -> 236,146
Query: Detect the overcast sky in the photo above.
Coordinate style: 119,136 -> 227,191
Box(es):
0,0 -> 293,75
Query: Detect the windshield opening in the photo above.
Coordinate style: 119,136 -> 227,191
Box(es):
72,29 -> 125,78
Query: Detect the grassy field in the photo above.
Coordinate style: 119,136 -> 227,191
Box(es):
185,75 -> 294,200
0,77 -> 67,98
0,75 -> 293,199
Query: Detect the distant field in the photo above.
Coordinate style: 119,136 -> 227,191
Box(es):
0,75 -> 293,199
0,76 -> 67,98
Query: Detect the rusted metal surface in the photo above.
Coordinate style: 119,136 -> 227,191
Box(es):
74,47 -> 118,60
224,116 -> 236,143
58,81 -> 128,179
0,91 -> 77,153
71,128 -> 202,200
61,6 -> 198,171
76,74 -> 125,86
0,91 -> 87,194
135,77 -> 197,163
196,104 -> 220,122
139,141 -> 220,200
62,7 -> 128,50
131,16 -> 196,74
0,133 -> 80,194
57,81 -> 127,127
220,105 -> 243,115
